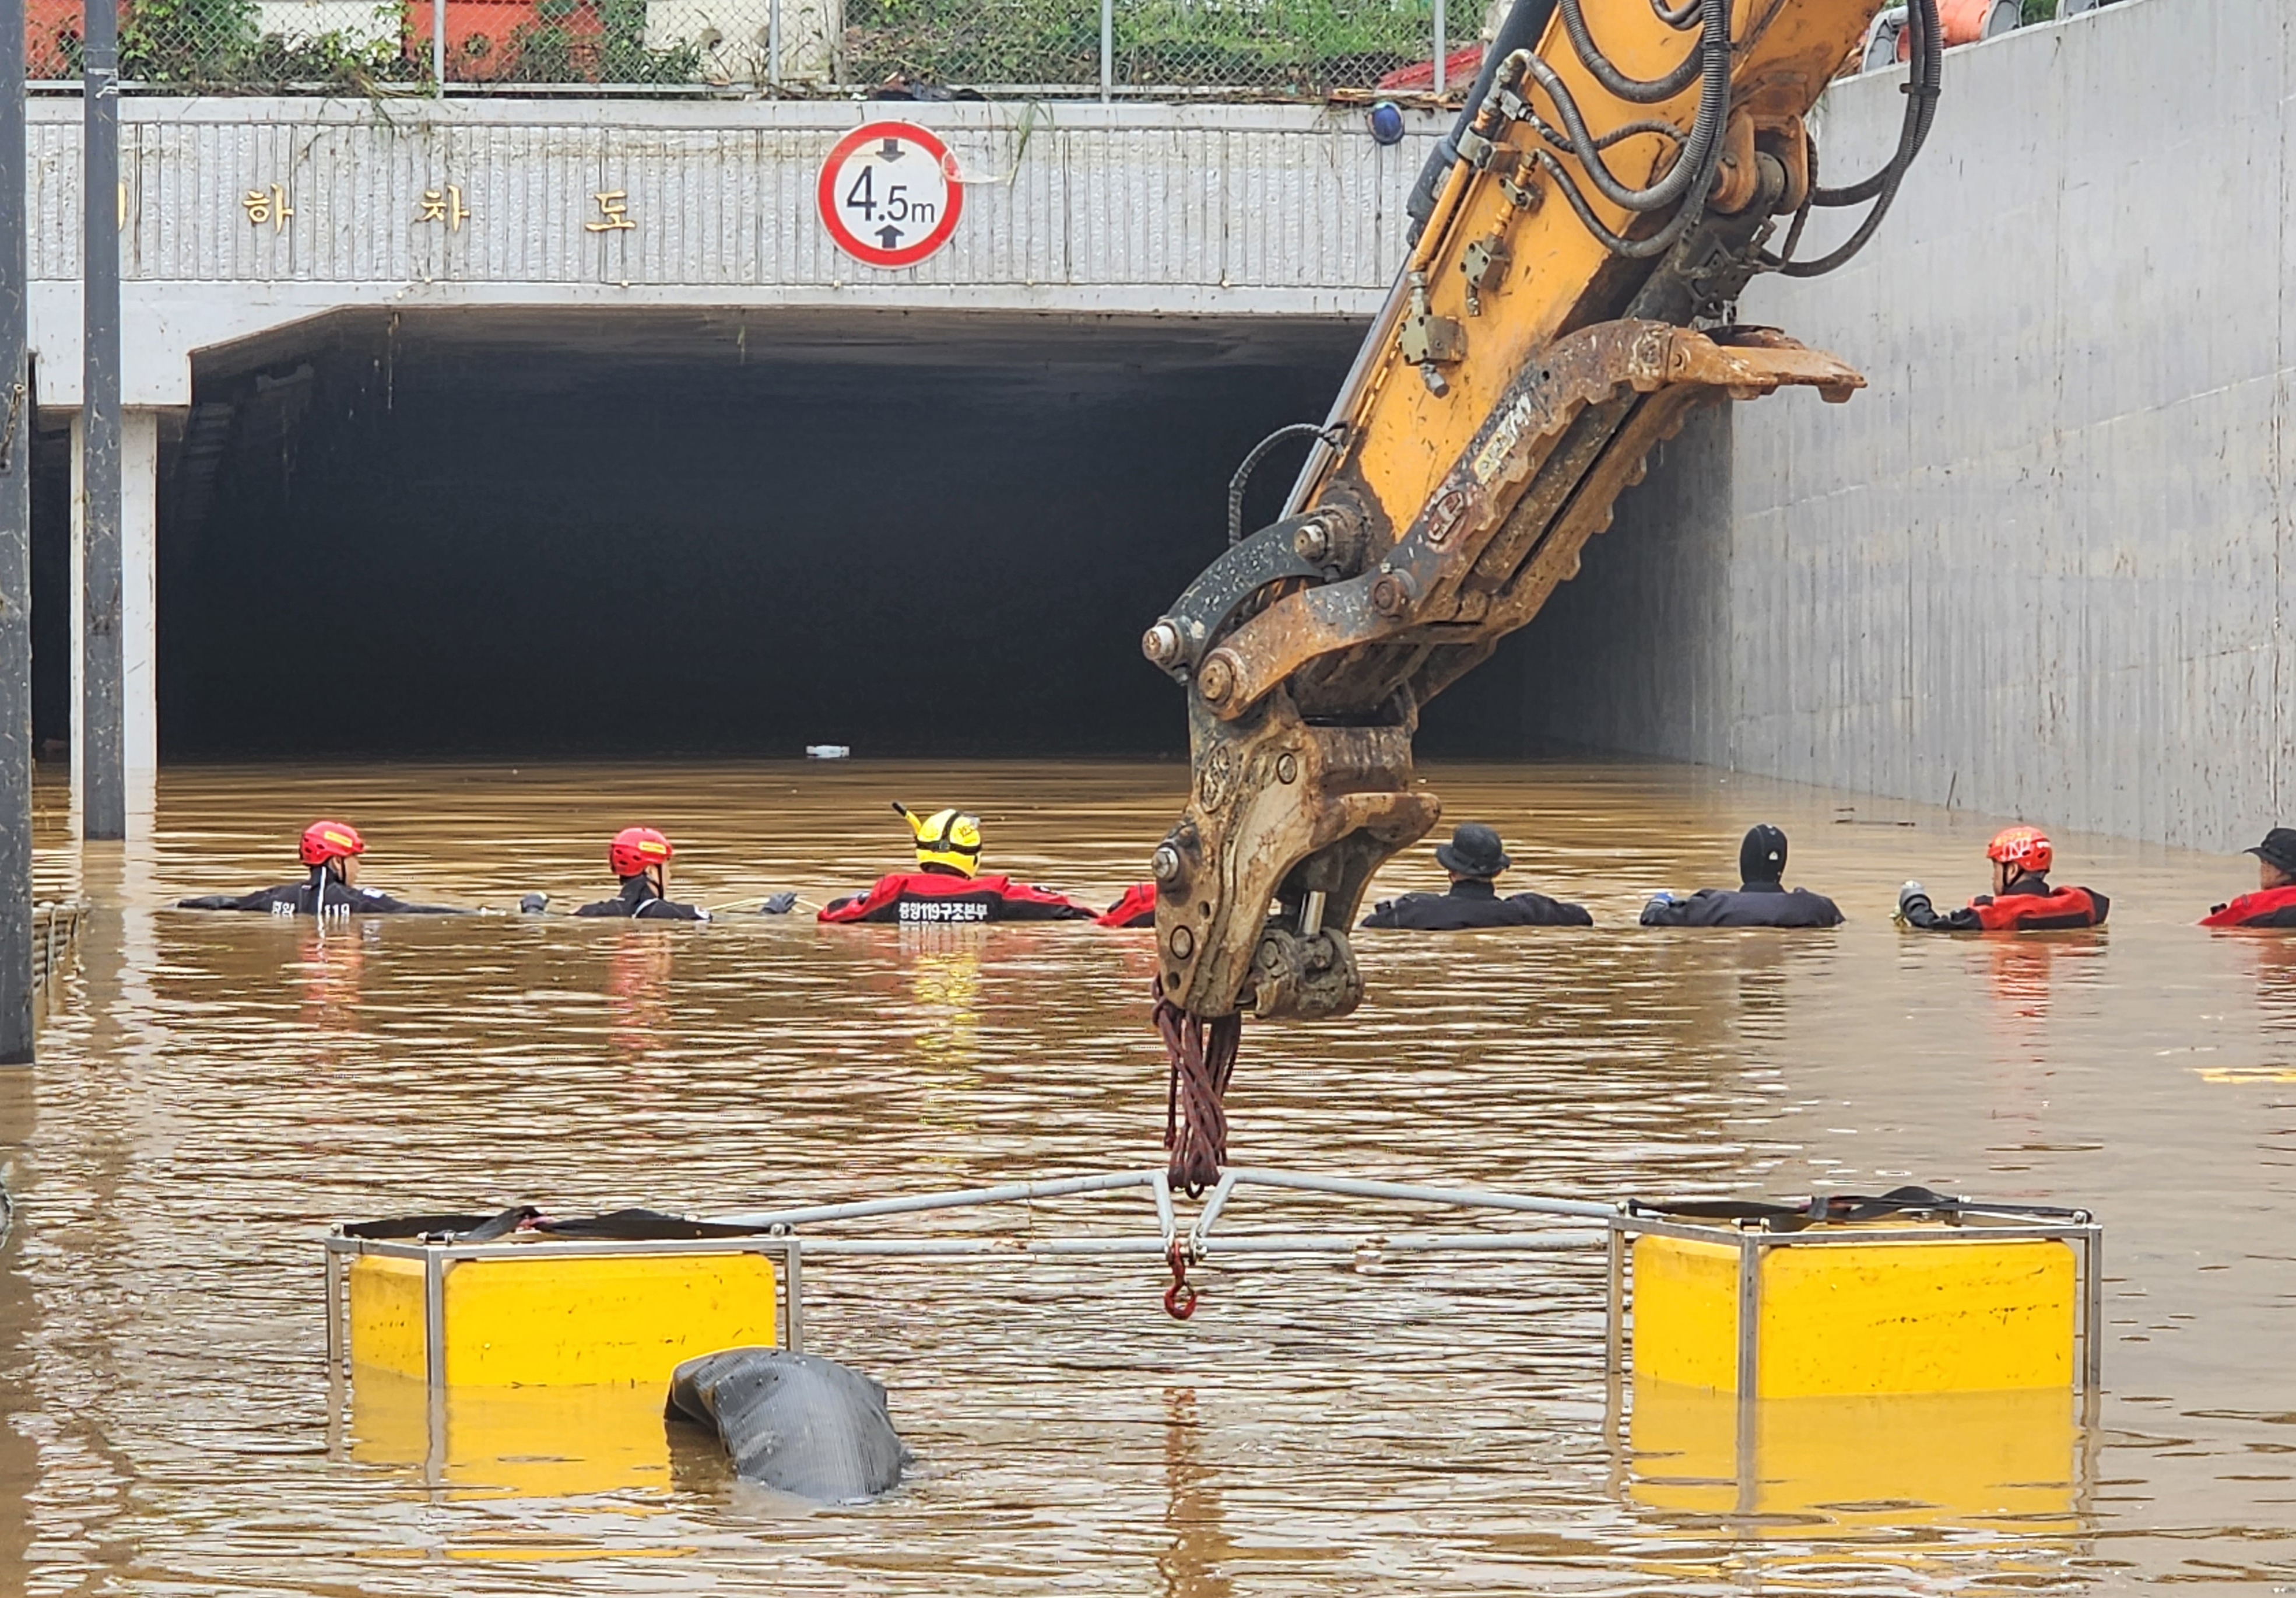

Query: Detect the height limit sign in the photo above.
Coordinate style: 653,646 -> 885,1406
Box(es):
817,121 -> 963,269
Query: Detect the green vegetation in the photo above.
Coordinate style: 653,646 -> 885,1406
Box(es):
466,0 -> 703,85
105,0 -> 421,90
844,0 -> 1437,91
94,0 -> 696,90
85,0 -> 1434,92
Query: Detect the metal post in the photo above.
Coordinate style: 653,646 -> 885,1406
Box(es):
1603,1222 -> 1624,1376
0,0 -> 36,1062
422,1250 -> 446,1389
1432,0 -> 1447,94
767,0 -> 781,87
324,1245 -> 345,1370
79,0 -> 124,843
2082,1229 -> 2104,1392
1098,0 -> 1112,102
1734,1231 -> 1762,1518
784,1236 -> 804,1352
1734,1232 -> 1761,1400
431,0 -> 447,94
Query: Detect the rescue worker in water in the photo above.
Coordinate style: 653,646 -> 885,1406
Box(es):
175,821 -> 467,914
1897,826 -> 2109,931
2201,828 -> 2296,928
819,804 -> 1092,924
1358,823 -> 1592,929
1640,824 -> 1844,928
575,828 -> 711,921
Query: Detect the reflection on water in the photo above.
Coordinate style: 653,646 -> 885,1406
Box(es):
352,1373 -> 675,1500
2,757 -> 2293,1591
1626,1382 -> 2080,1585
606,928 -> 677,1064
901,925 -> 985,1068
1158,1389 -> 1233,1598
297,922 -> 370,1035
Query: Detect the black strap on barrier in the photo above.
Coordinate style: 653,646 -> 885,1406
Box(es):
341,1205 -> 778,1243
341,1207 -> 538,1240
1627,1184 -> 2088,1233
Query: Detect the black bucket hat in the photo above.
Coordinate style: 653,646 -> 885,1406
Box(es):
2246,827 -> 2296,875
1435,823 -> 1511,879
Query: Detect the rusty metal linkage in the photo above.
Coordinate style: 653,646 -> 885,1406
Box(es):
1137,0 -> 1918,1190
1148,322 -> 1861,1008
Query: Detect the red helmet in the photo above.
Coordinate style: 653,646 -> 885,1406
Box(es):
299,819 -> 366,868
609,826 -> 673,878
1986,826 -> 2052,875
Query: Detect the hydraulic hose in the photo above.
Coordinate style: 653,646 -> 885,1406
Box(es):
1813,0 -> 1942,206
1534,146 -> 1711,258
1766,0 -> 1940,277
1405,0 -> 1559,238
1526,111 -> 1686,156
1556,0 -> 1704,104
1518,0 -> 1726,217
1501,0 -> 1730,258
1228,422 -> 1344,546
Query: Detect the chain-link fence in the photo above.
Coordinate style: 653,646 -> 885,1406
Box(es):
24,0 -> 1460,94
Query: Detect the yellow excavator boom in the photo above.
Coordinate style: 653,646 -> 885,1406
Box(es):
1141,0 -> 1943,1189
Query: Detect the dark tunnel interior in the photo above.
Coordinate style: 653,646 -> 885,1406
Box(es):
38,308 -> 1547,761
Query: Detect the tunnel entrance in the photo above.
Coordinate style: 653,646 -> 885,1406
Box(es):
159,307 -> 1546,760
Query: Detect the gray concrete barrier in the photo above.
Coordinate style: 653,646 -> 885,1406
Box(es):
1522,0 -> 2293,852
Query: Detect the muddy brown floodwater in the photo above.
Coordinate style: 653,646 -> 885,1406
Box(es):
0,757 -> 2291,1594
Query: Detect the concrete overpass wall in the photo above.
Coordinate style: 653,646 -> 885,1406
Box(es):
1521,0 -> 2296,851
25,98 -> 1438,405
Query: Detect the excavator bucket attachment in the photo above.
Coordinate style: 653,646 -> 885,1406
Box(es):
1138,0 -> 1939,1183
1149,324 -> 1860,1020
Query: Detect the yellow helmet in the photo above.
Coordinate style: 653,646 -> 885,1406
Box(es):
898,804 -> 982,878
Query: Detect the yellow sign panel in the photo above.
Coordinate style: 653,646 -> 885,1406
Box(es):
1633,1231 -> 2075,1397
349,1249 -> 777,1387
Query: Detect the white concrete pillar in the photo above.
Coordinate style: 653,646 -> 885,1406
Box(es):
71,406 -> 158,834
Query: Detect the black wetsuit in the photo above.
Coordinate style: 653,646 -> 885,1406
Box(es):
177,875 -> 464,915
574,877 -> 709,921
1360,878 -> 1593,930
1640,879 -> 1844,928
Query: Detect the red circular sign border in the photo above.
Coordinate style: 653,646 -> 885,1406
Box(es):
817,121 -> 964,269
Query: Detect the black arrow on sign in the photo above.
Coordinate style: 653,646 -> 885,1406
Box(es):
876,225 -> 905,248
877,137 -> 905,161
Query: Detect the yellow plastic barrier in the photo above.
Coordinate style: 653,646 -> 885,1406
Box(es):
348,1249 -> 777,1386
1632,1229 -> 2074,1397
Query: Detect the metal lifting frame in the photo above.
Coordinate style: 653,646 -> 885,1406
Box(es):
323,1168 -> 2105,1398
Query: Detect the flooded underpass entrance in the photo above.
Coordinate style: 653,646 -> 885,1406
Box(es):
156,309 -> 1379,758
4,756 -> 2291,1592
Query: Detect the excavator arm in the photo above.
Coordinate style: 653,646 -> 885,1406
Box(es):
1143,0 -> 1942,1190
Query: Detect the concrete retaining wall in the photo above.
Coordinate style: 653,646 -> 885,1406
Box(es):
1521,0 -> 2296,850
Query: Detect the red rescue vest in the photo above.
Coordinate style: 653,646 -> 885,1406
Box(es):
2200,883 -> 2296,928
817,871 -> 1089,925
1096,882 -> 1156,928
1968,885 -> 2105,931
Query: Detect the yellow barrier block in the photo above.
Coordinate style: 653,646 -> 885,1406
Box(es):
1628,1378 -> 2076,1533
349,1249 -> 777,1386
1632,1231 -> 2074,1396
